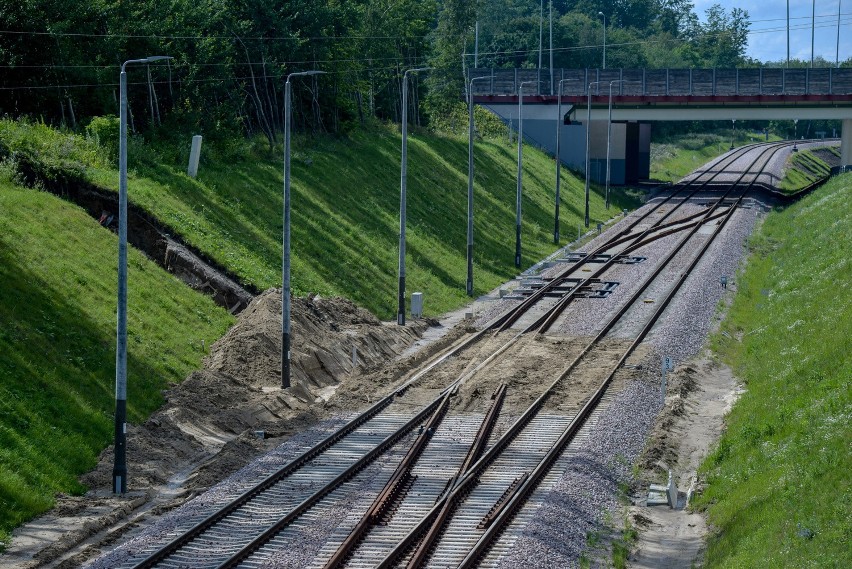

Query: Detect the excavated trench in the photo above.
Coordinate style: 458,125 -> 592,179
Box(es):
11,151 -> 255,313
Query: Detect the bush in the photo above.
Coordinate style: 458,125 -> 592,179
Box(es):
85,115 -> 120,157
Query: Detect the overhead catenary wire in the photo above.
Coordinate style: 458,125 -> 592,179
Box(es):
0,62 -> 428,92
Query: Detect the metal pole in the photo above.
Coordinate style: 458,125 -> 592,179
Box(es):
731,119 -> 736,150
812,0 -> 816,68
282,70 -> 325,386
599,12 -> 606,70
468,83 -> 475,296
516,83 -> 525,267
606,81 -> 614,210
113,55 -> 172,495
475,21 -> 479,68
283,78 -> 292,387
787,0 -> 791,68
398,72 -> 409,324
466,76 -> 489,295
584,82 -> 594,227
554,80 -> 564,243
549,1 -> 554,95
838,0 -> 843,67
398,68 -> 429,324
113,63 -> 129,496
538,0 -> 544,74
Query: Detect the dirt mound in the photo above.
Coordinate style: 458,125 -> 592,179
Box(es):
81,289 -> 427,494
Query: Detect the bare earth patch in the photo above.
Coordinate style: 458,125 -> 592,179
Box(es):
2,290 -> 440,569
628,355 -> 743,568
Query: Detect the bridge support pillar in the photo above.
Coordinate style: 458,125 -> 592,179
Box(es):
842,119 -> 852,171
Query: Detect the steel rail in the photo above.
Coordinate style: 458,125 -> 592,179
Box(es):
493,141 -> 775,333
532,140 -> 795,334
456,142 -> 788,568
405,384 -> 507,569
377,141 -> 792,569
213,392 -> 447,569
323,383 -> 507,569
128,317 -> 489,568
321,392 -> 453,569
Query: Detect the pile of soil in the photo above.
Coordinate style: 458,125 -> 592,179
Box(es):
7,290 -> 433,568
81,289 -> 428,492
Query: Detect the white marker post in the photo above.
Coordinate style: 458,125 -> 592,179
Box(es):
187,135 -> 202,178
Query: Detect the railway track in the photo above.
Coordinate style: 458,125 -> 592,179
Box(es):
108,141 -> 796,569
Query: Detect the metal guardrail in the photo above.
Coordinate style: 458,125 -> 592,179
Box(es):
469,67 -> 852,97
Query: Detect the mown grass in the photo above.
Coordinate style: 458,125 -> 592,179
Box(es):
0,183 -> 234,549
778,147 -> 839,194
1,118 -> 640,319
650,131 -> 781,183
697,173 -> 851,567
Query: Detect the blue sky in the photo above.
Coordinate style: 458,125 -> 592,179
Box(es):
693,0 -> 851,63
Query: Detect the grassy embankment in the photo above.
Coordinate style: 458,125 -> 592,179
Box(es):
778,146 -> 841,193
698,173 -> 851,566
0,182 -> 234,548
2,118 -> 639,320
650,131 -> 781,183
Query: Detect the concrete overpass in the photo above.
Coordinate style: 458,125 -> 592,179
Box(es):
470,67 -> 852,184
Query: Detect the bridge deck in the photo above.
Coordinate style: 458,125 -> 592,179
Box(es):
469,67 -> 852,98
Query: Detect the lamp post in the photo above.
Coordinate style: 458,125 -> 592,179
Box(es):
838,0 -> 843,68
584,81 -> 604,228
605,80 -> 630,210
113,55 -> 172,495
516,80 -> 538,267
793,119 -> 799,151
730,119 -> 736,150
538,0 -> 544,75
554,78 -> 577,243
398,67 -> 430,325
467,76 -> 490,296
811,0 -> 816,68
599,11 -> 606,69
549,1 -> 554,95
283,70 -> 326,389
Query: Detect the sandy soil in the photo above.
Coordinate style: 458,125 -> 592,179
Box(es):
2,290 -> 443,569
627,355 -> 742,568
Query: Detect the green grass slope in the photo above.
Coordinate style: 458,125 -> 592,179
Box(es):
0,183 -> 234,548
698,173 -> 851,566
2,119 -> 638,320
650,131 -> 780,183
778,146 -> 840,194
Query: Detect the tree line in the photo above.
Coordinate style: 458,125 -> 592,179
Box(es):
0,1 -> 766,142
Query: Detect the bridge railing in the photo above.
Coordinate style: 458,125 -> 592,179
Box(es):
468,67 -> 852,97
